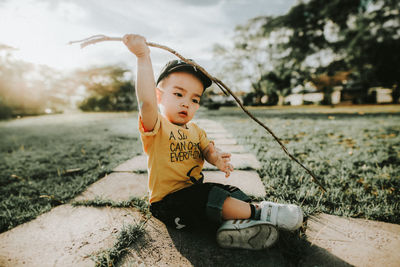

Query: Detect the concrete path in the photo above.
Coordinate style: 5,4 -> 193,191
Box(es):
304,213 -> 400,267
1,118 -> 399,266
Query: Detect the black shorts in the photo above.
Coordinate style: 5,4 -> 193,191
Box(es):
150,182 -> 251,230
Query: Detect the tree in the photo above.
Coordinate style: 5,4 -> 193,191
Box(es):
213,17 -> 296,105
0,44 -> 68,118
214,0 -> 400,105
343,0 -> 400,102
260,0 -> 400,103
76,65 -> 137,111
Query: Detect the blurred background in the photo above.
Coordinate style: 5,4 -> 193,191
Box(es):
0,0 -> 399,118
1,0 -> 400,239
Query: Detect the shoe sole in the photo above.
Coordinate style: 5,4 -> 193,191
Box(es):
216,223 -> 279,250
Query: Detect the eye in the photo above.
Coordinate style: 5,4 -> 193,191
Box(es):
174,92 -> 183,97
192,99 -> 200,104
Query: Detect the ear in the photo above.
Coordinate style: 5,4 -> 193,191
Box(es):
156,88 -> 163,104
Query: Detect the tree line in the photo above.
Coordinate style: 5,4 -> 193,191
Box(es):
1,0 -> 399,118
0,45 -> 137,119
212,0 -> 399,105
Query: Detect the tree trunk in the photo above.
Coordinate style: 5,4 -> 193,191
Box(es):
392,85 -> 399,104
277,94 -> 284,106
322,86 -> 332,105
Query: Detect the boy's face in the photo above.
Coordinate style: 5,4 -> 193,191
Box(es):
157,72 -> 203,126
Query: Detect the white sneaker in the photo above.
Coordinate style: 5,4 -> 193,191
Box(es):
216,219 -> 279,250
259,201 -> 303,231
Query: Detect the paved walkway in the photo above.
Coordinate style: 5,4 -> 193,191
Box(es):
0,119 -> 399,266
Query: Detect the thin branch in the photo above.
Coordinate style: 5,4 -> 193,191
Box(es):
69,34 -> 326,193
69,35 -> 228,95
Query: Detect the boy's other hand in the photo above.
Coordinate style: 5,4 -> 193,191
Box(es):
207,143 -> 234,178
218,151 -> 234,178
123,34 -> 150,58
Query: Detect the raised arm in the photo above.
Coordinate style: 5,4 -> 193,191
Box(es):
123,34 -> 158,131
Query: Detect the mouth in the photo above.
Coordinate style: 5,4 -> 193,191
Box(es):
178,111 -> 188,117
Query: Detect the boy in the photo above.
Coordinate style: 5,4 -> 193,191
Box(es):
123,34 -> 303,250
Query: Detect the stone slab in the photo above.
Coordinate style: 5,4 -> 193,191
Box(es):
0,205 -> 142,267
203,153 -> 261,171
303,213 -> 400,267
113,154 -> 147,172
194,119 -> 223,127
74,172 -> 148,202
207,133 -> 234,140
213,138 -> 237,145
204,126 -> 227,132
194,121 -> 227,133
196,123 -> 226,129
112,149 -> 259,174
203,170 -> 265,197
213,144 -> 247,153
204,128 -> 229,134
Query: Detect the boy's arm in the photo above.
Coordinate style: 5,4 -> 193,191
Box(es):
123,34 -> 158,131
203,142 -> 234,178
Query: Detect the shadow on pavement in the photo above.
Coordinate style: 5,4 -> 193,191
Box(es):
164,222 -> 352,267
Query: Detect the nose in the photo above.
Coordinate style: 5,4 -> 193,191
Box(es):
181,102 -> 189,108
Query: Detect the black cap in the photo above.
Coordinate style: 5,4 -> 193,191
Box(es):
156,59 -> 212,90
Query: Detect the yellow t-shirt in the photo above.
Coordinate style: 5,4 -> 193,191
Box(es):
139,113 -> 211,203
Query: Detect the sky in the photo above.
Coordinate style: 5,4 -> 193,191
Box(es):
0,0 -> 296,75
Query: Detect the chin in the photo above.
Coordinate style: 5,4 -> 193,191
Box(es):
175,117 -> 190,125
176,119 -> 188,125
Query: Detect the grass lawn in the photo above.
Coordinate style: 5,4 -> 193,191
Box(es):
1,105 -> 399,235
0,112 -> 142,233
203,105 -> 400,223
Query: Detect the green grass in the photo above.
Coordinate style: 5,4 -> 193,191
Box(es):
71,195 -> 150,266
0,112 -> 142,233
201,106 -> 400,223
93,221 -> 147,267
1,105 -> 399,237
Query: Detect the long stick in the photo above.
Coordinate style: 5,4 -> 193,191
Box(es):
69,35 -> 326,193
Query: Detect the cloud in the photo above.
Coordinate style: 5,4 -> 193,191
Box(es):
171,0 -> 221,7
0,0 -> 295,73
66,0 -> 233,70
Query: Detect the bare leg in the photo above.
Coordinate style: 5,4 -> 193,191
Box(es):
221,197 -> 251,220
